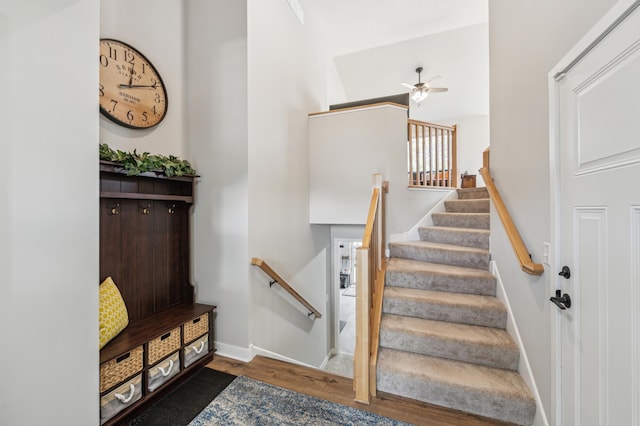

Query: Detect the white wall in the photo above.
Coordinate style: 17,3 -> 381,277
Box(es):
185,0 -> 251,360
247,0 -> 332,367
100,0 -> 185,157
0,1 -> 99,424
442,115 -> 489,188
309,105 -> 451,238
489,0 -> 618,420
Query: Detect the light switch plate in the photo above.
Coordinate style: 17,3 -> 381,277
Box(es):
543,242 -> 551,265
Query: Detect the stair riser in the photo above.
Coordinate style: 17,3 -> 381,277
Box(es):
380,327 -> 518,370
419,227 -> 489,249
390,245 -> 489,270
377,369 -> 535,425
457,188 -> 489,200
383,297 -> 507,329
386,270 -> 496,296
432,213 -> 490,230
444,199 -> 490,213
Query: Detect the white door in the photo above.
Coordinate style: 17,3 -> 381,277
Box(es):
556,3 -> 640,425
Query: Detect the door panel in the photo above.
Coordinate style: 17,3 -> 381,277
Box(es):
557,5 -> 640,425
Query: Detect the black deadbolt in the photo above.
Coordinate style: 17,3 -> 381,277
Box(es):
558,265 -> 571,279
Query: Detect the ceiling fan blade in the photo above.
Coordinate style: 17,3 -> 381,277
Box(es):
425,75 -> 442,84
427,87 -> 448,93
401,83 -> 416,90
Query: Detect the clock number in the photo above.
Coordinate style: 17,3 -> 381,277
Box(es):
154,93 -> 161,103
99,84 -> 104,97
125,51 -> 135,65
126,110 -> 134,121
141,63 -> 146,74
99,55 -> 108,67
141,112 -> 148,122
152,105 -> 157,115
108,46 -> 117,61
110,99 -> 117,112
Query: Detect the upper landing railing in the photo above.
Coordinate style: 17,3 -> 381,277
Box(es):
407,120 -> 457,189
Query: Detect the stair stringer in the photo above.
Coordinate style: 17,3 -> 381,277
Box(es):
491,260 -> 549,426
388,189 -> 458,254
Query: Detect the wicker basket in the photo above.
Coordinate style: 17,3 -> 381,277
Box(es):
147,327 -> 181,365
183,313 -> 208,344
100,346 -> 143,393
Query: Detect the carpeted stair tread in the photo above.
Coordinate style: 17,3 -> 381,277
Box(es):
419,226 -> 489,249
383,286 -> 507,328
389,240 -> 490,270
377,348 -> 535,425
380,314 -> 519,370
386,258 -> 496,296
432,212 -> 490,230
444,199 -> 490,213
457,187 -> 490,200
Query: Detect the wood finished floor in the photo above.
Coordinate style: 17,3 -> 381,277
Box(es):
206,355 -> 512,426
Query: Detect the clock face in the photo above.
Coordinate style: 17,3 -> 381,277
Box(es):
99,39 -> 168,129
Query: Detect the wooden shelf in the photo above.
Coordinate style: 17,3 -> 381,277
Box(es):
100,191 -> 193,203
100,303 -> 216,364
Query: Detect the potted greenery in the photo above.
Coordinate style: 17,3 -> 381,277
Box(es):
99,143 -> 196,177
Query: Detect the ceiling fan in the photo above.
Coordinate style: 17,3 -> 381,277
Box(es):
402,67 -> 448,105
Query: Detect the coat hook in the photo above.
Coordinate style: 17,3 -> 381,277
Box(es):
142,203 -> 151,215
110,203 -> 120,215
168,204 -> 176,214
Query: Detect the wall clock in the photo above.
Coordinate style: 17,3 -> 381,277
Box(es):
99,39 -> 168,129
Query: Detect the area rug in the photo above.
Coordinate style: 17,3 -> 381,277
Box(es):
128,367 -> 236,426
189,375 -> 410,425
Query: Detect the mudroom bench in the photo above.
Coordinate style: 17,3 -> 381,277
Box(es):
98,161 -> 215,425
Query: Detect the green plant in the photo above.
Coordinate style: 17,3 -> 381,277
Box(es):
99,143 -> 196,177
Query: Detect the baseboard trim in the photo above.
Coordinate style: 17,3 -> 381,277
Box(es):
250,345 -> 319,369
406,189 -> 458,241
491,261 -> 549,426
214,341 -> 253,362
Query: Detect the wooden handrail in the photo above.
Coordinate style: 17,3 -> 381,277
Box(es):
354,174 -> 388,404
251,258 -> 323,318
407,118 -> 455,131
479,149 -> 544,275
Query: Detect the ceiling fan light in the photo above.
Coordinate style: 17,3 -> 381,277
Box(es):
411,89 -> 429,104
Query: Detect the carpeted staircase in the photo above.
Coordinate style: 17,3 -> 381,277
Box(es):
377,187 -> 535,425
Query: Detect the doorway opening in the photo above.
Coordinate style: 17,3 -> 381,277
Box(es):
324,238 -> 361,377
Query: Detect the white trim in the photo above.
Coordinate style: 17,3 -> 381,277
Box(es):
631,206 -> 640,426
250,344 -> 319,369
318,348 -> 336,370
214,341 -> 253,362
491,261 -> 549,426
308,103 -> 408,119
406,189 -> 458,241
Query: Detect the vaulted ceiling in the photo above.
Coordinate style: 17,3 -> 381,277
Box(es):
300,0 -> 489,122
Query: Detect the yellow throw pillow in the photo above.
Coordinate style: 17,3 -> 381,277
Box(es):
99,277 -> 129,349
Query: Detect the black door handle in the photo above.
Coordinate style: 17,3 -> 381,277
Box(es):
558,265 -> 571,279
550,290 -> 571,310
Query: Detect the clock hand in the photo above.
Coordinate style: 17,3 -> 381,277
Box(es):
118,83 -> 161,89
128,67 -> 134,87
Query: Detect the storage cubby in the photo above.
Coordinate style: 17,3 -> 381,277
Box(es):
98,161 -> 216,425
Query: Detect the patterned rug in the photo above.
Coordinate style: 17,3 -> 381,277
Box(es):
189,376 -> 410,426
